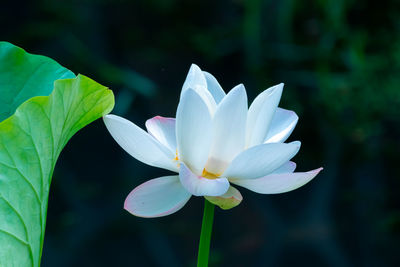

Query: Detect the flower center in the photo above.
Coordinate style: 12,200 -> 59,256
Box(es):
174,150 -> 222,179
201,169 -> 220,179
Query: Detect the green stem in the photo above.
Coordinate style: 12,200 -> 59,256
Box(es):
197,199 -> 215,267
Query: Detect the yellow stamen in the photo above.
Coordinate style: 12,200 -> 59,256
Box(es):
173,149 -> 179,161
173,149 -> 180,168
201,169 -> 220,179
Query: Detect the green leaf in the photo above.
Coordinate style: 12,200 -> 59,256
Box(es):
0,41 -> 75,122
0,43 -> 115,267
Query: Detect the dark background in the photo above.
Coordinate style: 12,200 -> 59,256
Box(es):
2,0 -> 400,266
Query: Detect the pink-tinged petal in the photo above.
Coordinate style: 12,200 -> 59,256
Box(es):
230,168 -> 323,194
272,161 -> 297,174
205,186 -> 243,210
203,71 -> 226,104
264,108 -> 298,143
145,116 -> 177,153
181,64 -> 217,114
124,176 -> 191,218
179,163 -> 230,197
223,141 -> 301,180
205,84 -> 247,175
176,89 -> 213,175
103,114 -> 178,172
246,83 -> 283,147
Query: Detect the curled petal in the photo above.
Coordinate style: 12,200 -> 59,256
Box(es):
103,114 -> 178,172
205,186 -> 243,210
246,83 -> 283,147
145,116 -> 176,153
176,89 -> 213,175
124,176 -> 191,218
272,161 -> 297,174
231,168 -> 323,194
203,71 -> 226,104
223,141 -> 301,180
264,108 -> 298,143
179,163 -> 230,197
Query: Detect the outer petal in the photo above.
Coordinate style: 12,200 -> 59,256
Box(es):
145,116 -> 177,153
181,64 -> 216,114
205,84 -> 247,175
203,71 -> 226,104
264,108 -> 298,143
230,168 -> 323,194
124,176 -> 191,218
205,186 -> 243,210
246,83 -> 283,147
179,163 -> 230,197
176,89 -> 213,175
223,141 -> 301,180
104,114 -> 178,172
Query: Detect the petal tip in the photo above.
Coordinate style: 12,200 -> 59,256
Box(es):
190,63 -> 200,69
289,161 -> 297,170
123,191 -> 139,216
289,110 -> 299,120
188,64 -> 203,75
290,140 -> 301,148
315,167 -> 324,173
307,167 -> 324,178
229,83 -> 246,94
272,83 -> 284,92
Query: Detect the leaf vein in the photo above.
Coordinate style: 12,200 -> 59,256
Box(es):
0,195 -> 34,262
0,141 -> 42,205
0,228 -> 29,245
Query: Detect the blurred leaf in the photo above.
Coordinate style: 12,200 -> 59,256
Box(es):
98,65 -> 156,97
64,35 -> 157,97
0,43 -> 114,267
113,89 -> 135,116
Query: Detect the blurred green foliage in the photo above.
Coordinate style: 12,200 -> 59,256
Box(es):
1,0 -> 399,266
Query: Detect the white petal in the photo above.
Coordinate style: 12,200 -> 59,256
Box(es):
179,163 -> 230,197
145,116 -> 177,153
103,115 -> 178,172
205,186 -> 243,210
193,86 -> 217,115
205,84 -> 247,175
264,108 -> 298,143
272,161 -> 296,174
176,89 -> 213,175
246,83 -> 283,147
223,141 -> 301,180
203,71 -> 226,104
231,168 -> 323,194
181,64 -> 216,114
182,64 -> 207,93
124,176 -> 191,218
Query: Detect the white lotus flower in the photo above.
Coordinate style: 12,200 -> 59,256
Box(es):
104,64 -> 322,218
